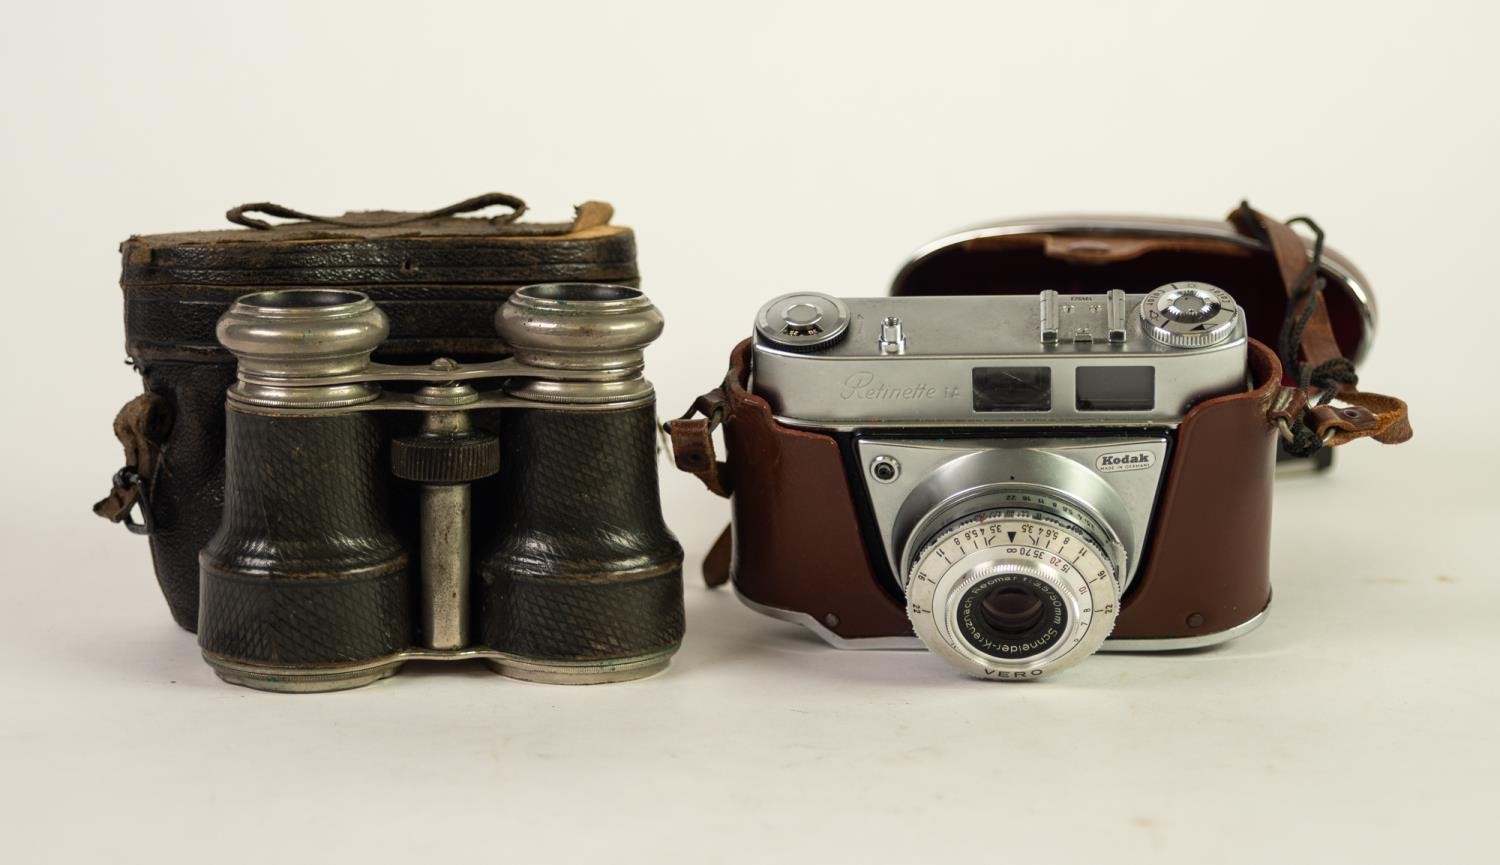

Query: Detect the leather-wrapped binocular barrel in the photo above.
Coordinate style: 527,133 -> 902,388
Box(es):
197,284 -> 683,692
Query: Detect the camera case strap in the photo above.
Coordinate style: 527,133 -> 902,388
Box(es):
1225,204 -> 1410,451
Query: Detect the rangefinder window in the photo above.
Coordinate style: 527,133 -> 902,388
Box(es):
972,367 -> 1051,412
1075,366 -> 1155,411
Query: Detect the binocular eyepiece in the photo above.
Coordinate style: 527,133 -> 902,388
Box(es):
217,283 -> 663,409
197,284 -> 683,692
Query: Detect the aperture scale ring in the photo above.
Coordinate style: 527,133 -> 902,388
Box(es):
905,507 -> 1121,680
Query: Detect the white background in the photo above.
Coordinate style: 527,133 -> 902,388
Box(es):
3,2 -> 1496,862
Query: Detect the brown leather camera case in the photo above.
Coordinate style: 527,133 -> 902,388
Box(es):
716,338 -> 1280,641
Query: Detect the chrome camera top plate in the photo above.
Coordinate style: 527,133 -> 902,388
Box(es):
751,287 -> 1247,430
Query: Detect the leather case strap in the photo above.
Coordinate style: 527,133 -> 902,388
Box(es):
667,389 -> 733,498
663,353 -> 743,587
1228,203 -> 1412,450
227,192 -> 529,230
94,392 -> 173,534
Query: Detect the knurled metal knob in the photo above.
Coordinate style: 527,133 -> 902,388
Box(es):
755,292 -> 851,352
1139,282 -> 1241,349
391,432 -> 500,484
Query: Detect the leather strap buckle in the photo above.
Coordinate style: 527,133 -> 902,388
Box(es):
108,467 -> 155,535
1231,202 -> 1411,455
94,392 -> 172,535
664,389 -> 732,498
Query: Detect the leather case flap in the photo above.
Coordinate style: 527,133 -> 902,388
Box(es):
119,197 -> 638,361
889,215 -> 1373,365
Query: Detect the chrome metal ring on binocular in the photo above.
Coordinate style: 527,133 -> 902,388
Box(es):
216,283 -> 663,412
198,284 -> 684,693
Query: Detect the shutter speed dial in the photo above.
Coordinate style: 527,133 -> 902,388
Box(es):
1139,281 -> 1240,349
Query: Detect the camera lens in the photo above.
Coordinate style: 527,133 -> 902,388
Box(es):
978,586 -> 1045,634
954,573 -> 1067,661
903,503 -> 1122,679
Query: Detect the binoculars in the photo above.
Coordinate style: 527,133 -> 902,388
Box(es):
197,284 -> 684,692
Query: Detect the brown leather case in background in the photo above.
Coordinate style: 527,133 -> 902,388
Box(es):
889,215 -> 1375,367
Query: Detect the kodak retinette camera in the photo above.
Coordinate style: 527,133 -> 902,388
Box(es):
198,284 -> 683,692
675,282 -> 1299,680
743,285 -> 1257,678
669,206 -> 1414,681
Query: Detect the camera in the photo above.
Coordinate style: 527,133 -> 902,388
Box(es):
197,284 -> 683,692
683,282 -> 1284,680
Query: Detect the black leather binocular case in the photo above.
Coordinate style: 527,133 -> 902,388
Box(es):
197,284 -> 684,692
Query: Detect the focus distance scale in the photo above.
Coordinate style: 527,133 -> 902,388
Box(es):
904,498 -> 1121,679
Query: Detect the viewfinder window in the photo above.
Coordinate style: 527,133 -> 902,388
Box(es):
1076,367 -> 1155,411
973,367 -> 1051,412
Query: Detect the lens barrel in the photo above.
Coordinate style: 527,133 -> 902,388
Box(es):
481,283 -> 684,683
198,410 -> 413,691
904,498 -> 1122,680
473,403 -> 685,683
199,290 -> 412,692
